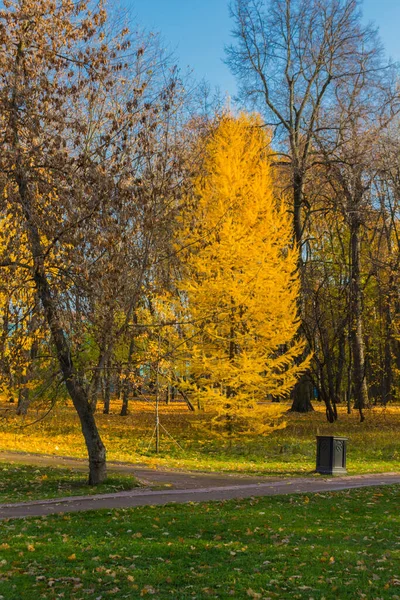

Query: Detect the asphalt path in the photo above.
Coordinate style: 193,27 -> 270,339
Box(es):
0,450 -> 272,489
0,451 -> 399,520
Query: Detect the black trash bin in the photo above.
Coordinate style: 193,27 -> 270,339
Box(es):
316,436 -> 347,475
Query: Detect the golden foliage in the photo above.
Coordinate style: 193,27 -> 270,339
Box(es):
1,396 -> 399,474
177,114 -> 309,431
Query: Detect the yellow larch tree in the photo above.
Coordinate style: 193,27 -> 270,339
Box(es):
177,113 -> 309,432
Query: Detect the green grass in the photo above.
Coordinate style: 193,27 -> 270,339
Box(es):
0,486 -> 399,599
0,463 -> 139,504
1,401 -> 400,476
141,430 -> 400,476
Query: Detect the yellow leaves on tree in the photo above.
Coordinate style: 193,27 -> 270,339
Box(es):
178,113 -> 309,432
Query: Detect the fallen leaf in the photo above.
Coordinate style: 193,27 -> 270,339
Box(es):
247,588 -> 262,599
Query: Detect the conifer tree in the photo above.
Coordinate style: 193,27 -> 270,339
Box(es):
178,114 -> 308,432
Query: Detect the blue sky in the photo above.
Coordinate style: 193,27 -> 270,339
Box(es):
121,0 -> 400,97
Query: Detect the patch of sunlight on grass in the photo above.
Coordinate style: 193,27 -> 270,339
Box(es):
0,396 -> 399,475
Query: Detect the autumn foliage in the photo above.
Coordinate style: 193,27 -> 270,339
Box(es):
1,0 -> 399,481
177,115 -> 308,431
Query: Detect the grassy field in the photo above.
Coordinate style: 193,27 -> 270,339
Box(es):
0,399 -> 399,476
0,463 -> 138,504
0,485 -> 399,599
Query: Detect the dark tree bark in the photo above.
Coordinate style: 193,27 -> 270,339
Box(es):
116,366 -> 122,401
290,376 -> 314,413
336,329 -> 346,403
349,218 -> 368,421
103,358 -> 112,415
382,300 -> 393,405
16,169 -> 106,484
17,386 -> 29,416
120,339 -> 135,417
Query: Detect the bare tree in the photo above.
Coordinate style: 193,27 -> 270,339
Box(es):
366,124 -> 400,405
227,0 -> 391,413
312,43 -> 399,419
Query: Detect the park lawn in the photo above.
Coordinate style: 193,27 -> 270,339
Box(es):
0,463 -> 139,504
0,400 -> 399,475
0,486 -> 399,600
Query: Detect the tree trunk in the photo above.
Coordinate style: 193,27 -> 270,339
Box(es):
346,327 -> 352,414
382,298 -> 393,405
89,373 -> 100,414
103,358 -> 111,414
290,375 -> 314,413
120,384 -> 130,416
120,339 -> 134,416
116,366 -> 122,400
325,340 -> 338,421
17,385 -> 30,416
89,344 -> 110,414
349,219 -> 368,421
381,271 -> 395,406
165,385 -> 171,405
290,169 -> 314,413
318,376 -> 337,424
336,328 -> 346,403
10,35 -> 107,484
16,170 -> 106,484
67,378 -> 107,485
177,387 -> 195,411
293,169 -> 304,249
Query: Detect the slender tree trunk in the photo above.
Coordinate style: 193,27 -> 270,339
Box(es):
346,326 -> 353,414
10,44 -> 106,484
290,169 -> 314,413
165,385 -> 171,405
103,358 -> 111,414
319,375 -> 336,423
0,302 -> 13,395
165,384 -> 175,404
293,169 -> 303,250
89,371 -> 101,414
16,170 -> 106,485
119,381 -> 129,417
382,297 -> 393,405
116,366 -> 122,400
38,270 -> 107,484
89,342 -> 110,414
349,219 -> 368,421
17,385 -> 30,416
336,328 -> 346,403
325,350 -> 338,422
120,339 -> 134,416
177,387 -> 195,411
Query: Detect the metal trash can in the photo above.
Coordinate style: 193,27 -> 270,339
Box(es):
316,436 -> 347,475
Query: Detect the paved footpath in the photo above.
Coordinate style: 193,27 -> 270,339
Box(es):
0,452 -> 399,520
